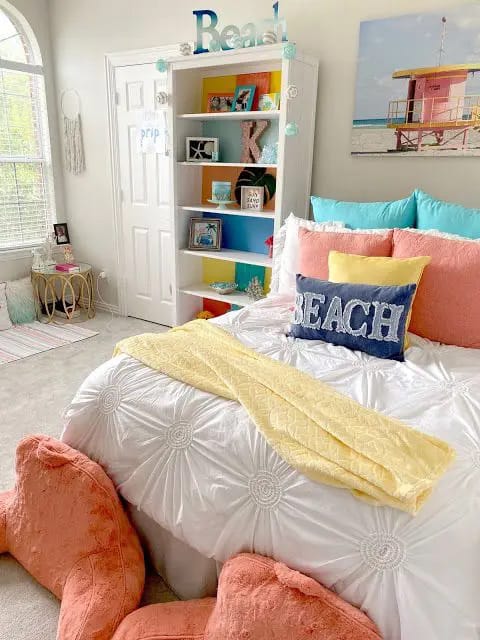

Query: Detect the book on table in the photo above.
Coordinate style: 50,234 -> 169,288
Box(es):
55,263 -> 80,273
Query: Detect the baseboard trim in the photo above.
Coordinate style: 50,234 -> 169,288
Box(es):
95,300 -> 121,315
78,296 -> 120,315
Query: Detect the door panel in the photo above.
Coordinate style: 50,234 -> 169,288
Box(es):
128,126 -> 147,204
126,81 -> 144,110
132,227 -> 151,298
115,63 -> 173,326
159,230 -> 174,304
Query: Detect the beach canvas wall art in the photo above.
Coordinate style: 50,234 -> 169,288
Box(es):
352,4 -> 480,156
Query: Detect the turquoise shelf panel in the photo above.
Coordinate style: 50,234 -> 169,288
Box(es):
235,264 -> 265,291
203,120 -> 279,164
201,212 -> 273,254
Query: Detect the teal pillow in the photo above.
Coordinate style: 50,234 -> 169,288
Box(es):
6,277 -> 36,324
311,194 -> 416,230
415,190 -> 480,239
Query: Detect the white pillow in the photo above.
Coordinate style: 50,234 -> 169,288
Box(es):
0,282 -> 13,331
270,214 -> 344,295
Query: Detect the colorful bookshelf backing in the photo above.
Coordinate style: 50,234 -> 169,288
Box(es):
199,69 -> 280,315
203,298 -> 231,317
203,213 -> 273,254
202,257 -> 272,294
235,263 -> 265,290
201,70 -> 282,113
201,166 -> 276,211
203,120 -> 279,164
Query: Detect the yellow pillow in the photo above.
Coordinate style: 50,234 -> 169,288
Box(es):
328,251 -> 431,348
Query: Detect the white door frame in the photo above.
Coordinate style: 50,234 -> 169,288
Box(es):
105,44 -> 185,316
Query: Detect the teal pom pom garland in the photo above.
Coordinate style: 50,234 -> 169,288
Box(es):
282,43 -> 296,60
155,59 -> 168,73
285,122 -> 299,137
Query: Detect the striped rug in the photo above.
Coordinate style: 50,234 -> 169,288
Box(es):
0,322 -> 98,365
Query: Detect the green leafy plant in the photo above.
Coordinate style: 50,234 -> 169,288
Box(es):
234,167 -> 276,206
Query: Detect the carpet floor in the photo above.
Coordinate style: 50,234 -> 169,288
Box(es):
0,313 -> 176,640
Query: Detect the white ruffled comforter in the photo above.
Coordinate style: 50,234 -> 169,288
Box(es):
62,295 -> 480,640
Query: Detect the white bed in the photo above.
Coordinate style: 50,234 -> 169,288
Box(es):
62,295 -> 480,640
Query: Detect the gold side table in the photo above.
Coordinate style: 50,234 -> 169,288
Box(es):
31,263 -> 96,323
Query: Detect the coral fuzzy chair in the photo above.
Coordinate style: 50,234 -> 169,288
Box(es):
113,553 -> 382,640
0,435 -> 145,640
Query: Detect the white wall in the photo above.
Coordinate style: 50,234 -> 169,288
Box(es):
47,0 -> 480,308
0,0 -> 65,282
291,0 -> 480,205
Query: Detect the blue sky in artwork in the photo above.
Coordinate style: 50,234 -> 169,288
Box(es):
354,3 -> 480,120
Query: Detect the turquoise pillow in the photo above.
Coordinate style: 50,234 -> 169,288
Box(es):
6,277 -> 36,324
415,190 -> 480,239
311,194 -> 416,230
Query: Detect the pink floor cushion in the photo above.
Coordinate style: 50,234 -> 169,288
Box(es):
0,435 -> 145,640
113,554 -> 381,640
113,599 -> 216,640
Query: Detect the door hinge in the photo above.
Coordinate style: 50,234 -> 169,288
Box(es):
115,90 -> 121,106
120,188 -> 125,202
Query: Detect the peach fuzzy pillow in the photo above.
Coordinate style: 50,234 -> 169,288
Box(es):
298,228 -> 393,280
113,554 -> 381,640
0,435 -> 145,640
392,229 -> 480,348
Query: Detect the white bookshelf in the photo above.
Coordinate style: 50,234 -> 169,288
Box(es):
169,44 -> 319,325
180,283 -> 249,307
177,110 -> 280,121
177,161 -> 277,168
180,205 -> 275,219
180,248 -> 272,268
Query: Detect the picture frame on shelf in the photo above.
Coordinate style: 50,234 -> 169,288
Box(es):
241,186 -> 264,211
53,223 -> 70,245
258,92 -> 280,111
231,85 -> 256,112
207,93 -> 235,112
188,218 -> 222,251
186,137 -> 219,162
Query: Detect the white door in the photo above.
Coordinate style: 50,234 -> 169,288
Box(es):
115,64 -> 174,326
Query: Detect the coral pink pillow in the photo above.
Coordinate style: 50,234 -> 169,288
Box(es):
205,554 -> 381,640
393,229 -> 480,347
298,228 -> 393,280
0,435 -> 145,640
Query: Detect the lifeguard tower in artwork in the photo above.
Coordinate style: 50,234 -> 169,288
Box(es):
387,18 -> 480,152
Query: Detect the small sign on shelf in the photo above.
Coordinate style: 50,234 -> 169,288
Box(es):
241,186 -> 264,212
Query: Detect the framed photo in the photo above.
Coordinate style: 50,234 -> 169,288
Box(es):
188,218 -> 222,251
207,93 -> 234,113
186,137 -> 219,162
258,92 -> 280,111
241,186 -> 264,211
231,85 -> 256,112
53,223 -> 70,245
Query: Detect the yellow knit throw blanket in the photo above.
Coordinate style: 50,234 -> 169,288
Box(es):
114,320 -> 455,514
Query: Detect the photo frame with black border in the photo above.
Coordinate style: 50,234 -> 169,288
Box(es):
186,137 -> 219,162
53,223 -> 70,245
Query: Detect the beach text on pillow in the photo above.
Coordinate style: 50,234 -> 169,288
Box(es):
291,276 -> 417,361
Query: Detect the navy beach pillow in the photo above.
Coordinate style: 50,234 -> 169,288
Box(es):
290,275 -> 417,361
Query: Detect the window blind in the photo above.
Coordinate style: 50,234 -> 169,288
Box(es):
0,8 -> 55,251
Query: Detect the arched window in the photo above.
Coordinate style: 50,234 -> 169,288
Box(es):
0,2 -> 55,250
